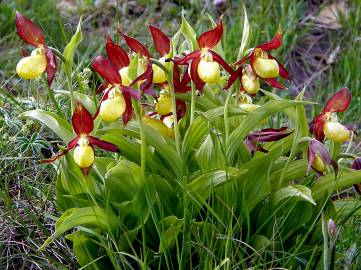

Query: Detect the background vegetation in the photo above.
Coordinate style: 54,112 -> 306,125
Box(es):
0,0 -> 360,269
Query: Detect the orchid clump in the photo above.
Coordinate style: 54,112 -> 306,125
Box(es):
13,11 -> 361,270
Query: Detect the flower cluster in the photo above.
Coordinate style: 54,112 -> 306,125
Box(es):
15,13 -> 359,178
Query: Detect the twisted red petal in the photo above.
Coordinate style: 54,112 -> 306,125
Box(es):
309,114 -> 326,142
120,32 -> 150,58
352,158 -> 361,170
248,127 -> 292,143
225,67 -> 242,90
257,31 -> 282,51
209,50 -> 233,74
121,91 -> 133,125
40,137 -> 79,163
197,16 -> 223,49
190,57 -> 205,91
264,78 -> 287,90
106,33 -> 130,70
92,55 -> 122,85
96,81 -> 110,94
323,87 -> 351,113
88,136 -> 119,152
149,25 -> 170,56
130,60 -> 153,92
45,46 -> 57,87
72,101 -> 94,135
176,50 -> 201,65
234,54 -> 252,66
16,12 -> 45,47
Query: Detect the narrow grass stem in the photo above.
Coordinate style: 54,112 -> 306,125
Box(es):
67,74 -> 75,113
42,75 -> 63,117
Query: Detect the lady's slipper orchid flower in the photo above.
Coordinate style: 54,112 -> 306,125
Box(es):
176,17 -> 233,90
309,87 -> 352,143
15,12 -> 57,86
245,127 -> 293,153
352,158 -> 361,195
149,25 -> 171,84
226,31 -> 289,92
41,101 -> 119,174
307,139 -> 337,175
92,55 -> 141,125
238,93 -> 261,112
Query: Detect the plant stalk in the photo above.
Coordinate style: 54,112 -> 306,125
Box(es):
322,214 -> 329,270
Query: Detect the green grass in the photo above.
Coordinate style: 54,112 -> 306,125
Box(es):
1,0 -> 360,269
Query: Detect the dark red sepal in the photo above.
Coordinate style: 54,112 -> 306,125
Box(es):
88,136 -> 119,152
45,46 -> 57,86
197,16 -> 223,49
106,33 -> 130,70
323,87 -> 351,113
173,63 -> 191,93
234,54 -> 252,66
120,32 -> 150,58
16,12 -> 45,47
351,158 -> 361,195
190,57 -> 205,91
264,78 -> 287,90
92,55 -> 122,86
257,31 -> 282,51
96,81 -> 110,94
209,50 -> 233,74
72,101 -> 94,136
149,25 -> 170,57
20,47 -> 29,57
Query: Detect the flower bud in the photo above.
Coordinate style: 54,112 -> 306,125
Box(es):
99,89 -> 126,122
239,103 -> 260,112
253,50 -> 279,78
152,57 -> 167,84
119,67 -> 132,86
143,117 -> 173,138
241,73 -> 260,94
155,95 -> 172,115
73,138 -> 95,168
16,48 -> 47,79
197,59 -> 220,84
312,153 -> 327,173
323,121 -> 350,143
328,219 -> 337,238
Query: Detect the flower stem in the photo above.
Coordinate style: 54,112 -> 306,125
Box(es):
322,214 -> 329,270
190,82 -> 196,125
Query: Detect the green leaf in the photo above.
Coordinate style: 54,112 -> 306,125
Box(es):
19,110 -> 73,142
311,169 -> 361,201
40,206 -> 116,250
104,160 -> 142,205
188,167 -> 247,198
273,185 -> 316,206
63,17 -> 83,77
181,12 -> 198,51
237,6 -> 251,60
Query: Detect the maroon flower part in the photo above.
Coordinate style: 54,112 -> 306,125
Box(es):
41,101 -> 119,175
92,55 -> 141,125
352,158 -> 361,195
227,31 -> 289,92
176,17 -> 233,91
15,12 -> 57,86
309,87 -> 352,142
149,25 -> 171,57
245,127 -> 293,153
307,139 -> 337,175
119,31 -> 153,92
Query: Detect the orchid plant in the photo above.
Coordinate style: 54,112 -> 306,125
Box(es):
14,10 -> 361,270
